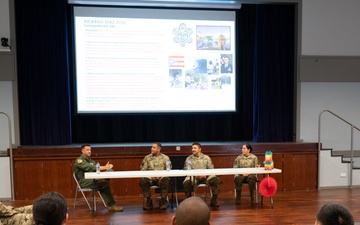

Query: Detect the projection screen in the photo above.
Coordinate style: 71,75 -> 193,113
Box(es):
72,6 -> 237,113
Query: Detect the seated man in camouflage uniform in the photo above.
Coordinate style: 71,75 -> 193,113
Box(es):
183,142 -> 221,207
74,144 -> 124,212
0,201 -> 34,225
139,142 -> 171,210
233,143 -> 259,205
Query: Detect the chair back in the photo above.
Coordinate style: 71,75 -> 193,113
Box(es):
73,172 -> 81,188
169,155 -> 188,192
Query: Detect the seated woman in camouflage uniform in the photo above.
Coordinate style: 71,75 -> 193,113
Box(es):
233,143 -> 259,205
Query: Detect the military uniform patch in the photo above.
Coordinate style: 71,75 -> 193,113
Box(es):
77,159 -> 82,164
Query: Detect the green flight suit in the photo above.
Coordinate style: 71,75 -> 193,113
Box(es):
74,155 -> 115,207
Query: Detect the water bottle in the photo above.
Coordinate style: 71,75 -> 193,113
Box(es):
187,160 -> 192,170
166,160 -> 171,171
96,162 -> 100,174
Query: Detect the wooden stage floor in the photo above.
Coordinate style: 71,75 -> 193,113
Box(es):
3,188 -> 360,225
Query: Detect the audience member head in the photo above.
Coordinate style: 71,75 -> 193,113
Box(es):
33,192 -> 68,225
172,196 -> 210,225
315,203 -> 354,225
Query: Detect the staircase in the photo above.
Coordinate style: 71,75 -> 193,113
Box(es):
318,110 -> 360,187
331,150 -> 360,169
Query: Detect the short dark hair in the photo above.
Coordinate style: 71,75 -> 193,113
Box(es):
153,142 -> 162,148
175,196 -> 210,225
316,203 -> 354,225
33,192 -> 68,225
192,142 -> 201,148
81,144 -> 91,150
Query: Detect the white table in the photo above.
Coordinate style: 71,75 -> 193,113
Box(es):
85,167 -> 281,179
85,167 -> 281,215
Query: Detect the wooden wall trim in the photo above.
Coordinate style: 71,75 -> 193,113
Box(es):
10,142 -> 318,199
10,142 -> 318,159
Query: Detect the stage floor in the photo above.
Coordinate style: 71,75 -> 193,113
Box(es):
3,188 -> 360,225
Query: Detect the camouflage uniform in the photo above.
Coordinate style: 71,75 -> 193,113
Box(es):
0,202 -> 34,225
74,154 -> 116,207
139,153 -> 171,209
233,153 -> 259,204
183,153 -> 221,206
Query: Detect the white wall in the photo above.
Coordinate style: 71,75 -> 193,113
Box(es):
0,81 -> 14,200
302,0 -> 360,56
0,0 -> 15,151
0,81 -> 14,151
300,0 -> 360,187
0,0 -> 10,50
1,0 -> 360,190
300,82 -> 360,187
0,157 -> 11,199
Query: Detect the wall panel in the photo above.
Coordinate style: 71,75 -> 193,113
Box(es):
11,143 -> 318,199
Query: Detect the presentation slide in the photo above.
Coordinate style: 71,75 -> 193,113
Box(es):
73,7 -> 236,113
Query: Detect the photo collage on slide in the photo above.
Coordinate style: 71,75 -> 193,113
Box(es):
168,24 -> 233,91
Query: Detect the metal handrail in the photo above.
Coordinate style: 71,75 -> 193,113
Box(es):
0,112 -> 14,200
318,109 -> 360,188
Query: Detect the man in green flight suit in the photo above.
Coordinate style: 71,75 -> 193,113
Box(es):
183,142 -> 221,207
74,144 -> 124,212
139,142 -> 171,210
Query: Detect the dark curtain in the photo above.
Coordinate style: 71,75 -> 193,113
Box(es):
252,5 -> 295,142
15,2 -> 295,145
70,6 -> 256,143
15,0 -> 71,145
